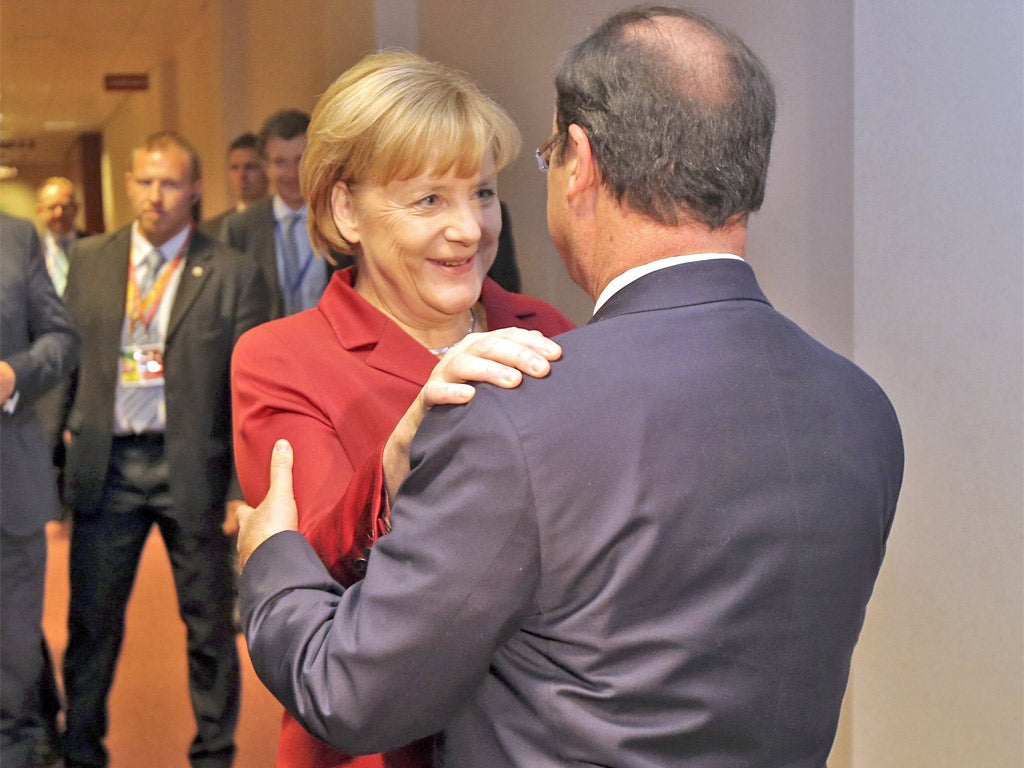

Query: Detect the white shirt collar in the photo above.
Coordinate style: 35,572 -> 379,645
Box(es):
131,221 -> 192,263
593,253 -> 745,315
272,195 -> 307,222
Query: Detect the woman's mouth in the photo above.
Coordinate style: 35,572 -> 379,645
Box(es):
432,255 -> 475,269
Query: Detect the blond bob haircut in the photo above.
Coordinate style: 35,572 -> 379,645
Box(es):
302,49 -> 521,259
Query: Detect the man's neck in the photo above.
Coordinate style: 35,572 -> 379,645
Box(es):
275,194 -> 304,212
586,204 -> 747,300
135,221 -> 192,251
238,195 -> 266,212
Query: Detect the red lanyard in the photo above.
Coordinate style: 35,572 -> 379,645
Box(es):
126,234 -> 189,335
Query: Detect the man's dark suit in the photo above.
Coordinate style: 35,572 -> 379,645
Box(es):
198,207 -> 237,242
35,227 -> 92,475
0,215 -> 77,533
0,213 -> 79,768
62,224 -> 269,767
490,201 -> 522,293
222,198 -> 350,319
243,258 -> 903,767
221,198 -> 288,318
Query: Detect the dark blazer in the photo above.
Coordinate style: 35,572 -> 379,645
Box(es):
198,207 -> 237,242
63,224 -> 269,526
489,202 -> 521,293
0,213 -> 79,535
242,258 -> 903,767
222,198 -> 349,320
34,228 -> 91,467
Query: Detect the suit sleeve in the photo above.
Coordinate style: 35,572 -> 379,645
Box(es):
5,226 -> 79,404
240,386 -> 540,754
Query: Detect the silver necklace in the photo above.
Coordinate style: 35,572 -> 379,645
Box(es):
429,308 -> 476,356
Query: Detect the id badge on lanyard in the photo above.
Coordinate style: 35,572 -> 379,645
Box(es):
120,343 -> 165,387
120,239 -> 186,389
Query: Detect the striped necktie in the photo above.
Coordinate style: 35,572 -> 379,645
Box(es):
139,247 -> 165,296
279,213 -> 302,314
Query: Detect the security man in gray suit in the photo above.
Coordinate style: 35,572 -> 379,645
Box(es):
236,7 -> 904,767
0,212 -> 79,768
222,110 -> 344,319
61,131 -> 268,768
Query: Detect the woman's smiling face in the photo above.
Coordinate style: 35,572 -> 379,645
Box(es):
334,154 -> 501,327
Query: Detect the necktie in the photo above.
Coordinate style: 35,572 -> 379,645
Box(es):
131,248 -> 165,345
47,236 -> 71,296
279,214 -> 301,284
279,213 -> 302,315
139,248 -> 165,296
122,247 -> 166,433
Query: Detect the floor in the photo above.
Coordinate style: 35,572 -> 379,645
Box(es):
42,521 -> 281,767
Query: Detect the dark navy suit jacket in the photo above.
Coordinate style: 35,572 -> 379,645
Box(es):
242,258 -> 903,767
0,213 -> 78,535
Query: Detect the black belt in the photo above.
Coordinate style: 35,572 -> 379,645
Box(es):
112,432 -> 164,445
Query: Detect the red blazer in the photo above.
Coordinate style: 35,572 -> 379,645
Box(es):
232,268 -> 574,768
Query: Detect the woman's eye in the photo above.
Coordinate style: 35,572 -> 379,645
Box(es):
476,187 -> 496,201
417,194 -> 440,207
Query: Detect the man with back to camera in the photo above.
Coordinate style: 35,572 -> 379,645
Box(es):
60,131 -> 269,768
236,6 -> 903,767
200,132 -> 269,240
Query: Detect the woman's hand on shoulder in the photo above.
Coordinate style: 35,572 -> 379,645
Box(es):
383,328 -> 562,498
423,327 -> 562,407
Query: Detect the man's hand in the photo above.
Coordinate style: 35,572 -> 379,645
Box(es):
222,499 -> 244,536
383,327 -> 562,498
237,439 -> 299,570
0,360 -> 16,403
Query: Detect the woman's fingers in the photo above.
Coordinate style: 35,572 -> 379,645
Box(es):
436,327 -> 562,392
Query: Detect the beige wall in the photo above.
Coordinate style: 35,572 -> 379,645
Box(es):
99,66 -> 165,228
851,2 -> 1023,765
241,0 -> 375,129
63,0 -> 377,232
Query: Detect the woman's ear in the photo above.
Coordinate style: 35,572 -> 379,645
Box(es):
330,181 -> 360,246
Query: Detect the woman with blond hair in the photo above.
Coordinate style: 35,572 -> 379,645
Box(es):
231,50 -> 573,768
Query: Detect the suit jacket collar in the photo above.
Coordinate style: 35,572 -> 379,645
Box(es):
98,224 -> 218,344
248,197 -> 277,225
589,258 -> 771,325
167,228 -> 216,341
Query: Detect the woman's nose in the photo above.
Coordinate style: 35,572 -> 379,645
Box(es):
445,200 -> 482,245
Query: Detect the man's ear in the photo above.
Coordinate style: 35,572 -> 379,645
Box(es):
565,123 -> 599,205
330,181 -> 360,246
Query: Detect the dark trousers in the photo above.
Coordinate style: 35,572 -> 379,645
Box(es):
34,638 -> 64,746
62,436 -> 240,768
0,529 -> 47,768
